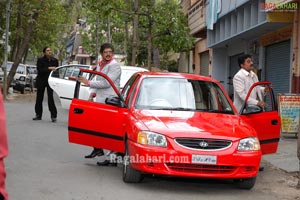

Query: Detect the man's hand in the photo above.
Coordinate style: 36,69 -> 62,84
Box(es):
264,85 -> 270,93
48,66 -> 56,71
257,101 -> 266,108
78,76 -> 89,85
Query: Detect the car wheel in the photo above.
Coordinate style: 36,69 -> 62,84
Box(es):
233,177 -> 256,189
122,140 -> 143,183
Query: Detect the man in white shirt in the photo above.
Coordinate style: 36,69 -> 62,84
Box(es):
233,54 -> 267,172
233,54 -> 266,112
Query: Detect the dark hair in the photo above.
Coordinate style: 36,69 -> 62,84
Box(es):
238,54 -> 252,68
43,47 -> 49,53
100,43 -> 114,53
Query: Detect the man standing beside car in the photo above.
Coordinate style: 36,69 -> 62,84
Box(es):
233,54 -> 267,172
233,54 -> 267,112
33,47 -> 58,122
77,43 -> 121,166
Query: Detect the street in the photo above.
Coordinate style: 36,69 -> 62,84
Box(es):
3,92 -> 300,200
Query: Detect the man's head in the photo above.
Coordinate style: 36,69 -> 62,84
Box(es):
238,54 -> 253,72
100,43 -> 114,62
43,47 -> 52,58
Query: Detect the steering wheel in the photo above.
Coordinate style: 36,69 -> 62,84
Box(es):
149,98 -> 173,107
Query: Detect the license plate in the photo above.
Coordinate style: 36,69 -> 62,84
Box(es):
192,155 -> 217,164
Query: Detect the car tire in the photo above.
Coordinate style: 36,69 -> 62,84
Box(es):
233,177 -> 256,189
122,140 -> 143,183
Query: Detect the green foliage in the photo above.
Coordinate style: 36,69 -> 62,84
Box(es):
0,0 -> 81,64
0,0 -> 194,69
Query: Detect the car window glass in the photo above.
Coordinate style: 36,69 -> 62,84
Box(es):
127,78 -> 140,107
6,63 -> 13,72
245,84 -> 275,112
122,74 -> 139,101
77,73 -> 118,104
64,66 -> 75,79
135,77 -> 233,113
27,66 -> 37,74
16,64 -> 25,74
52,67 -> 67,78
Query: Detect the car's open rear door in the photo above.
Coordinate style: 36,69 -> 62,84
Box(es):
239,81 -> 280,155
68,69 -> 126,153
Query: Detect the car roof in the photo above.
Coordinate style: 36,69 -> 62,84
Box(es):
137,71 -> 218,83
56,64 -> 91,69
121,66 -> 149,72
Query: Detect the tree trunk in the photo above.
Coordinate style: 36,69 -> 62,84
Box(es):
7,11 -> 39,92
131,0 -> 139,66
152,47 -> 160,68
178,52 -> 187,73
146,1 -> 153,69
11,1 -> 23,62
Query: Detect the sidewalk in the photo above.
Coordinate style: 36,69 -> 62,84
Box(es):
263,135 -> 299,173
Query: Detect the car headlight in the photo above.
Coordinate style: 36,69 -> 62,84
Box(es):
137,131 -> 167,147
238,137 -> 260,151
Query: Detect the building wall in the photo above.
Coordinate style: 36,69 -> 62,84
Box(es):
212,48 -> 227,87
292,6 -> 300,93
194,39 -> 211,75
180,0 -> 191,15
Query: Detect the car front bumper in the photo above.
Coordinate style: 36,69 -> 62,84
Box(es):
128,140 -> 261,179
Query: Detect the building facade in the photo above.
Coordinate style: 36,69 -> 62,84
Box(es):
180,0 -> 212,76
206,0 -> 300,98
181,0 -> 300,99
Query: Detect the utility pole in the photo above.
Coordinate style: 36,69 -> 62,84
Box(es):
3,0 -> 11,100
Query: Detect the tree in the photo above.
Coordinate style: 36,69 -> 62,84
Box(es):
0,0 -> 80,94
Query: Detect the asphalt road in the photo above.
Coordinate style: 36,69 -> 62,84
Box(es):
3,92 -> 300,200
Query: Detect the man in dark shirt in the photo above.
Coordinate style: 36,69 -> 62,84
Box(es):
33,47 -> 58,122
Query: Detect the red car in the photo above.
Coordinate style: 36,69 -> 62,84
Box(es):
68,70 -> 280,189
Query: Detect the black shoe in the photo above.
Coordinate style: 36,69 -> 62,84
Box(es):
51,118 -> 57,122
259,166 -> 264,171
85,148 -> 104,159
33,116 -> 42,120
97,160 -> 117,167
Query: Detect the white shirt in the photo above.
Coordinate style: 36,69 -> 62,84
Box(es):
233,68 -> 264,112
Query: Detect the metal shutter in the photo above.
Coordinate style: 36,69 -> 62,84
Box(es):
265,40 -> 291,96
200,51 -> 209,76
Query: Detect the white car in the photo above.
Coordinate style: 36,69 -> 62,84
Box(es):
0,62 -> 37,93
48,64 -> 148,109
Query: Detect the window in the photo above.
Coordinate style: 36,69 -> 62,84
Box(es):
51,67 -> 67,79
135,77 -> 234,113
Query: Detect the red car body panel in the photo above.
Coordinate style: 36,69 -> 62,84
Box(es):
68,71 -> 279,181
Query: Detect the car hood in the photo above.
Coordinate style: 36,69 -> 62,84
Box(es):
133,110 -> 256,140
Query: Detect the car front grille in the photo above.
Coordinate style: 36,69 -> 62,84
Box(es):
166,163 -> 236,174
175,138 -> 232,150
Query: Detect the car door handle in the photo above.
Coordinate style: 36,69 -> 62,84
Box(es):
271,119 -> 278,125
73,108 -> 84,114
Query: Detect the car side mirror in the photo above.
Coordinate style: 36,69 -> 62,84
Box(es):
105,96 -> 126,108
242,105 -> 263,114
19,76 -> 25,81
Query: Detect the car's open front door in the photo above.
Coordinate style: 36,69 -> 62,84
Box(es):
239,81 -> 280,155
68,69 -> 126,153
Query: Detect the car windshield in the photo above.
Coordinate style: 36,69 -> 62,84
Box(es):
135,77 -> 234,114
27,66 -> 37,74
5,63 -> 13,71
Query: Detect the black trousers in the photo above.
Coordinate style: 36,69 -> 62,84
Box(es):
34,81 -> 57,118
